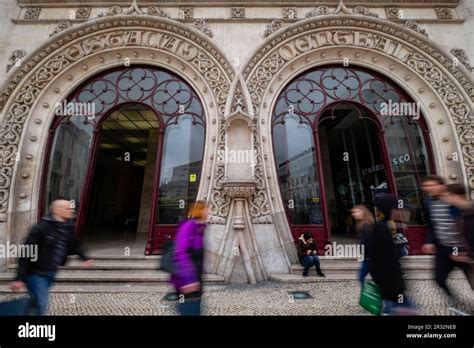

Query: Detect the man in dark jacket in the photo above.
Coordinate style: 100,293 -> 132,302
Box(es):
9,199 -> 92,315
296,232 -> 325,277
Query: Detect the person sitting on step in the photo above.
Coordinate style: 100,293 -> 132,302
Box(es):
296,232 -> 325,277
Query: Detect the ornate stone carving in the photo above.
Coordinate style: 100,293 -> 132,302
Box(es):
232,7 -> 245,19
305,2 -> 377,18
49,21 -> 72,37
193,19 -> 213,38
282,7 -> 297,20
450,48 -> 472,69
6,50 -> 27,73
75,7 -> 91,20
242,17 -> 473,193
179,7 -> 193,21
147,6 -> 170,18
385,7 -> 402,20
264,19 -> 284,38
403,20 -> 428,37
353,6 -> 379,18
0,18 -> 234,222
24,8 -> 41,20
247,118 -> 271,223
231,82 -> 247,113
305,6 -> 330,18
222,180 -> 257,199
435,7 -> 453,20
99,5 -> 123,17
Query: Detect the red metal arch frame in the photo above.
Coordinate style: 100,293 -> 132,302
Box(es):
39,65 -> 206,255
271,65 -> 436,254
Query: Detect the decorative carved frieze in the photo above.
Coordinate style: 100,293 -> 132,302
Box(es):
353,6 -> 378,18
0,19 -> 234,222
179,7 -> 193,21
385,7 -> 402,19
451,48 -> 472,69
305,3 -> 377,18
49,21 -> 72,37
24,8 -> 41,20
6,50 -> 27,73
282,7 -> 297,20
75,7 -> 91,20
99,5 -> 122,17
305,6 -> 330,18
193,19 -> 213,37
232,7 -> 245,19
435,7 -> 454,20
402,19 -> 428,37
147,6 -> 170,18
264,19 -> 284,38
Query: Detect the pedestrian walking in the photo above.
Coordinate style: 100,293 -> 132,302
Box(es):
421,176 -> 470,297
351,205 -> 374,286
170,201 -> 208,316
9,199 -> 93,315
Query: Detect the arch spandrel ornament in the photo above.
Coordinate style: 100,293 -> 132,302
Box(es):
241,14 -> 474,200
0,15 -> 235,224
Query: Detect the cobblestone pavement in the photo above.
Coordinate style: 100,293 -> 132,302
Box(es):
1,279 -> 472,315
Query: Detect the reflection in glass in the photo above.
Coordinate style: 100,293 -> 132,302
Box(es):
44,117 -> 93,209
274,115 -> 322,225
156,115 -> 205,224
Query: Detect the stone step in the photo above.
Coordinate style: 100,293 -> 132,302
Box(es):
0,270 -> 224,285
269,270 -> 466,283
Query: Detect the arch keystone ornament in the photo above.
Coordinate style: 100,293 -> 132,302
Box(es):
0,14 -> 235,259
242,12 -> 473,261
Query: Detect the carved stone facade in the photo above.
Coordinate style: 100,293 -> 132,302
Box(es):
0,1 -> 473,282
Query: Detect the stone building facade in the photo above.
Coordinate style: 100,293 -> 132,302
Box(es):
0,0 -> 473,283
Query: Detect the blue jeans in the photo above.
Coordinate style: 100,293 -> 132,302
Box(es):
301,255 -> 322,275
26,273 -> 55,315
382,297 -> 416,315
178,292 -> 202,316
359,259 -> 369,285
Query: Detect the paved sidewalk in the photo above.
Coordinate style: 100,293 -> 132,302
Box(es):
1,279 -> 472,316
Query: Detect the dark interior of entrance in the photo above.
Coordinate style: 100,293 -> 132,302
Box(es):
319,104 -> 387,244
84,105 -> 159,250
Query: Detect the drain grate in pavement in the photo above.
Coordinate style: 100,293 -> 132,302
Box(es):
288,291 -> 313,300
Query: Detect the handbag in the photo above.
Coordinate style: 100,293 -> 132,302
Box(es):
359,281 -> 383,316
0,296 -> 32,316
160,239 -> 176,274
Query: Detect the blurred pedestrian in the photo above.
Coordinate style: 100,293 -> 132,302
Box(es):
421,176 -> 470,297
351,205 -> 374,286
368,194 -> 418,315
296,232 -> 325,277
170,201 -> 208,316
8,199 -> 92,315
443,183 -> 474,258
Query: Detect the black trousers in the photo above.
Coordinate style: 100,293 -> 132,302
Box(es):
435,245 -> 469,296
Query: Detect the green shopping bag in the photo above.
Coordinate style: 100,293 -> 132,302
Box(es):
359,281 -> 383,315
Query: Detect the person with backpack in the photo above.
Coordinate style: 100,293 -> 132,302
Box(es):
169,201 -> 208,316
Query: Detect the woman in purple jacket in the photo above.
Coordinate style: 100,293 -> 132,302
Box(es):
170,201 -> 208,316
